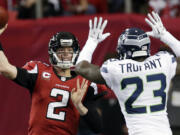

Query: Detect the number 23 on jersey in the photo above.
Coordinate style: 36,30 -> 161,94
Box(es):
121,73 -> 166,114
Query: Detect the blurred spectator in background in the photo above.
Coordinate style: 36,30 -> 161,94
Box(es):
17,0 -> 63,19
108,0 -> 148,14
0,0 -> 18,10
108,0 -> 124,13
5,0 -> 180,20
149,0 -> 166,14
88,0 -> 108,13
149,0 -> 180,17
17,0 -> 108,19
61,0 -> 96,15
132,0 -> 148,14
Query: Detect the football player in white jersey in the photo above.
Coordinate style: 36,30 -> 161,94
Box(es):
74,13 -> 180,135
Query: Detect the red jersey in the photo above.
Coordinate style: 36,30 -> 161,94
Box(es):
23,61 -> 89,135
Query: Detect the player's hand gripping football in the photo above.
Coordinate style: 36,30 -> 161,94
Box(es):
145,11 -> 167,39
71,78 -> 88,115
88,17 -> 110,44
0,24 -> 7,35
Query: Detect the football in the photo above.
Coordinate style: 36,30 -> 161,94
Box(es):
0,6 -> 8,29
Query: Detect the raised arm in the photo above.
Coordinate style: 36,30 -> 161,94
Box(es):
75,17 -> 110,84
145,11 -> 180,75
0,25 -> 17,79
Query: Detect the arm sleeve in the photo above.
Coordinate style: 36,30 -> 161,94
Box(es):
13,67 -> 37,93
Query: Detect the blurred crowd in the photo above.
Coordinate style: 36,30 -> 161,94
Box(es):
0,0 -> 180,19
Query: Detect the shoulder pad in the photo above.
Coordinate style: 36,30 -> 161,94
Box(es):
23,61 -> 38,70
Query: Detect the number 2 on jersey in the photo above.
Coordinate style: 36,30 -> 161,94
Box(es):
121,73 -> 166,114
47,88 -> 70,121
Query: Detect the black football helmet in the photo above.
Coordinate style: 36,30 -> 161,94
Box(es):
48,32 -> 80,69
117,28 -> 151,59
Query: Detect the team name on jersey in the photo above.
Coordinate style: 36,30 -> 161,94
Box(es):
119,58 -> 162,73
55,84 -> 70,89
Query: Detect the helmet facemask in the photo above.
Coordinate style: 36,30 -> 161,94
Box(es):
48,32 -> 80,69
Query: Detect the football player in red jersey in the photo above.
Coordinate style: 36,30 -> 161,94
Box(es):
0,18 -> 109,135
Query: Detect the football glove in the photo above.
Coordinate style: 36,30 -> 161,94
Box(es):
76,17 -> 110,63
145,11 -> 167,39
145,11 -> 180,57
88,17 -> 110,44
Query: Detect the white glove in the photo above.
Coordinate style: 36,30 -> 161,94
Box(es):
145,11 -> 180,57
76,17 -> 110,64
88,17 -> 110,44
145,11 -> 167,39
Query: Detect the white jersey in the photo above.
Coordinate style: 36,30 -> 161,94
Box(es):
100,51 -> 177,135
